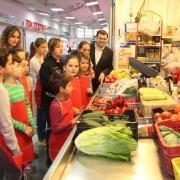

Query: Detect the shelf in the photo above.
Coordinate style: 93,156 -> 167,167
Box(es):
137,44 -> 161,47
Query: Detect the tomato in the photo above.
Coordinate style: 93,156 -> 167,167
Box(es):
161,111 -> 172,119
156,117 -> 163,122
170,114 -> 178,121
177,112 -> 180,121
154,112 -> 161,119
174,104 -> 180,114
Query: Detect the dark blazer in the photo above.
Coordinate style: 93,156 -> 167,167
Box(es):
90,42 -> 113,91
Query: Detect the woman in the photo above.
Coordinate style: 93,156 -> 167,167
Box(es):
0,26 -> 21,49
39,38 -> 64,166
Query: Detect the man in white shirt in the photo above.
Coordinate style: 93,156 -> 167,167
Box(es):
90,30 -> 113,91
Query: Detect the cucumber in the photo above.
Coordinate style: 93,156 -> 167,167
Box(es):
102,115 -> 111,123
82,111 -> 105,118
83,119 -> 102,127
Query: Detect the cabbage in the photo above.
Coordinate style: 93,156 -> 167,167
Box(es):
75,124 -> 137,161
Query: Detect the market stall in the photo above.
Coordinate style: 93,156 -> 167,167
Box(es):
44,60 -> 180,179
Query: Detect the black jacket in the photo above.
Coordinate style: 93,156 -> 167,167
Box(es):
40,54 -> 63,110
90,42 -> 113,91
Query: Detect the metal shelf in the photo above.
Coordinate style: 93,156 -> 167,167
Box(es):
137,44 -> 161,47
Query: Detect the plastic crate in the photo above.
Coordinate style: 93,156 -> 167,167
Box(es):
172,157 -> 180,180
155,120 -> 180,176
108,110 -> 138,140
76,110 -> 138,140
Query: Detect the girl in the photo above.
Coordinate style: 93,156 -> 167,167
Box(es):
39,38 -> 64,166
0,25 -> 21,49
63,53 -> 82,115
48,72 -> 75,161
21,56 -> 33,112
77,41 -> 90,57
4,53 -> 36,177
29,38 -> 47,144
79,53 -> 94,107
0,48 -> 22,180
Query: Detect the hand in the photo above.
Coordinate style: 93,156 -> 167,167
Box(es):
98,72 -> 105,84
87,88 -> 93,96
73,107 -> 80,116
24,126 -> 33,137
90,67 -> 95,79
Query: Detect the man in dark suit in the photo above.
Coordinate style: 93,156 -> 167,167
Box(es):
90,30 -> 113,92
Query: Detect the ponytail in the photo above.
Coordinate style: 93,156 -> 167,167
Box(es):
29,42 -> 35,59
29,38 -> 47,59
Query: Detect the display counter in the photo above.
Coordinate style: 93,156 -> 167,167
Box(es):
44,125 -> 173,180
43,85 -> 176,180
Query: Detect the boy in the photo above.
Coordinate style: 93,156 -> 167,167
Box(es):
0,48 -> 22,179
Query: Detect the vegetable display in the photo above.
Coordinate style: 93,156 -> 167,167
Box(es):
154,104 -> 180,122
139,87 -> 167,101
159,125 -> 180,145
75,124 -> 137,161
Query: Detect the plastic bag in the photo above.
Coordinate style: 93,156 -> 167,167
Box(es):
138,16 -> 160,36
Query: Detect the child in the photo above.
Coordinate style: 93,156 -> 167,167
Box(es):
21,55 -> 33,111
0,48 -> 22,180
48,72 -> 75,161
4,53 -> 36,177
63,53 -> 82,115
29,38 -> 47,145
11,49 -> 31,106
79,53 -> 94,107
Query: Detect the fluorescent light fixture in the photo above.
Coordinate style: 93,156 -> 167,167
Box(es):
98,18 -> 105,21
38,12 -> 49,16
65,16 -> 75,19
86,1 -> 98,6
101,23 -> 108,25
93,11 -> 103,15
52,19 -> 61,22
74,22 -> 82,25
61,22 -> 69,25
51,8 -> 64,12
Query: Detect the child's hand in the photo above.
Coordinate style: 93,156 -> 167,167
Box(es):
25,126 -> 33,137
87,88 -> 93,96
73,107 -> 80,116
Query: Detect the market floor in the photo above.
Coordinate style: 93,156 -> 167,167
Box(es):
31,142 -> 49,180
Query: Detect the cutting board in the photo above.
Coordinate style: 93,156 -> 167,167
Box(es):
140,94 -> 177,117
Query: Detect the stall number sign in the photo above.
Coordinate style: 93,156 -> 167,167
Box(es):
25,19 -> 47,32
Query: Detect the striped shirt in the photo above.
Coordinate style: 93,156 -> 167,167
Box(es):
4,83 -> 36,132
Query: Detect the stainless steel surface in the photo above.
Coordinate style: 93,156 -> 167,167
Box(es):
60,139 -> 173,180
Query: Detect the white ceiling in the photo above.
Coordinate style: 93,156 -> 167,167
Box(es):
7,0 -> 111,28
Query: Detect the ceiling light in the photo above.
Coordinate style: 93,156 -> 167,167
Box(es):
74,22 -> 82,25
98,18 -> 105,21
38,12 -> 49,16
52,19 -> 61,22
61,22 -> 69,25
51,8 -> 64,12
86,1 -> 98,6
101,23 -> 108,26
65,17 -> 75,19
93,11 -> 103,15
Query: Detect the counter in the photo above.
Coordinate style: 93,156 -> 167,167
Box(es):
44,127 -> 173,180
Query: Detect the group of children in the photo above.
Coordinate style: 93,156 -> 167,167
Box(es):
0,37 -> 94,179
0,47 -> 36,179
49,52 -> 94,160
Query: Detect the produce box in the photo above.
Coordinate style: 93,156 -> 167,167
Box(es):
77,109 -> 138,140
172,157 -> 180,180
140,94 -> 177,117
155,120 -> 180,176
107,109 -> 138,140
